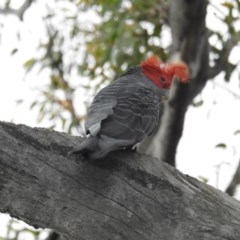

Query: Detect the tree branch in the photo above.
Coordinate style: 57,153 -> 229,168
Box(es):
208,38 -> 237,80
0,121 -> 240,239
225,158 -> 240,196
0,0 -> 34,20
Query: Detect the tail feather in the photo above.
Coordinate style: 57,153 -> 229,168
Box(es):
70,135 -> 135,160
69,137 -> 98,156
88,135 -> 135,160
88,150 -> 108,160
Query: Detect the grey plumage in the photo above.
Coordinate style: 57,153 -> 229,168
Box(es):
72,66 -> 169,160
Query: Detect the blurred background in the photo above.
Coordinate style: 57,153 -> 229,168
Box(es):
0,0 -> 240,239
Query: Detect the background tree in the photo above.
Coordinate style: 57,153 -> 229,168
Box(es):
0,0 -> 240,239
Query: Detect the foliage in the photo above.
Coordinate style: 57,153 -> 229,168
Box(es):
2,218 -> 41,240
1,0 -> 238,133
209,0 -> 240,81
19,0 -> 240,133
23,0 -> 170,132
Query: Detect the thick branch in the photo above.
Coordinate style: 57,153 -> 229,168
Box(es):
0,121 -> 240,240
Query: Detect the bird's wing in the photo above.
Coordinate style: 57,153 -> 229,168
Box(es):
99,85 -> 162,144
85,84 -> 118,136
85,72 -> 140,136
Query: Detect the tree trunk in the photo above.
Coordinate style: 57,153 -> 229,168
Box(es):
0,121 -> 240,240
139,0 -> 209,166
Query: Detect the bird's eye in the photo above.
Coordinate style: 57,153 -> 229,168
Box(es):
160,77 -> 166,83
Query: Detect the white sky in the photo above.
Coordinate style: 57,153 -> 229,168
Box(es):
0,0 -> 240,238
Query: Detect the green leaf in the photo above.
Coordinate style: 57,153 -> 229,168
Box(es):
222,2 -> 234,9
23,59 -> 36,71
198,176 -> 208,184
61,117 -> 67,130
192,100 -> 204,107
5,0 -> 11,8
22,228 -> 40,236
30,101 -> 38,109
50,74 -> 61,89
215,143 -> 227,149
11,48 -> 18,55
234,130 -> 240,135
16,99 -> 23,105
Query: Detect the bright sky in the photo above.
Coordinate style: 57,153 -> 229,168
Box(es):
0,0 -> 240,238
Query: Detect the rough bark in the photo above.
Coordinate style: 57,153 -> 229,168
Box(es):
0,121 -> 240,240
140,0 -> 209,166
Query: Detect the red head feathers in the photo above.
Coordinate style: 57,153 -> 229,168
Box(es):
140,55 -> 189,89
